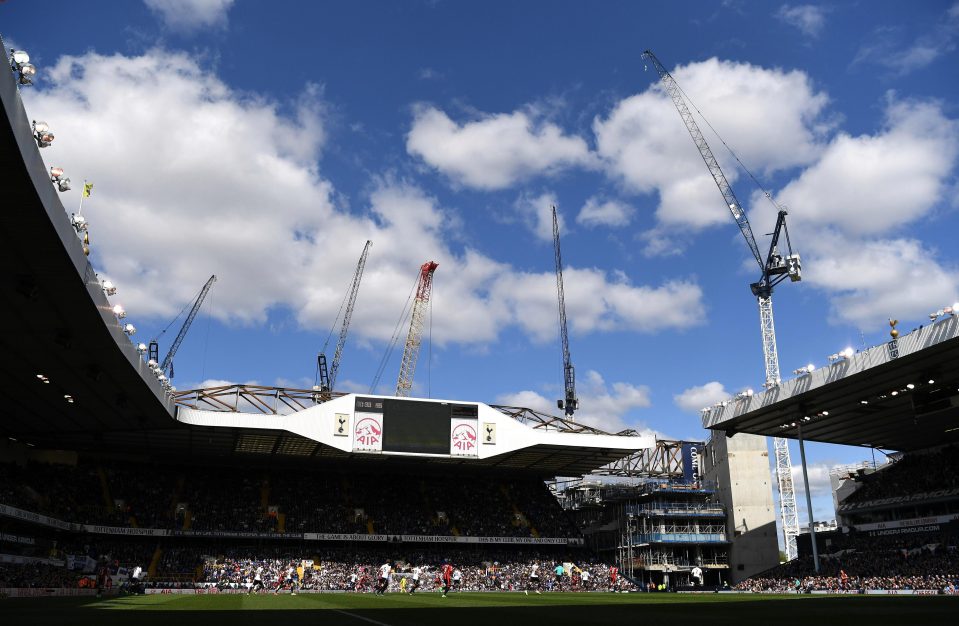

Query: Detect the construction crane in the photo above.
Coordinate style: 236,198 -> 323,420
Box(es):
552,205 -> 578,418
148,274 -> 217,380
395,261 -> 438,397
643,49 -> 803,559
316,240 -> 372,393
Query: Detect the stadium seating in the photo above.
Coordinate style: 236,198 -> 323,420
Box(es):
0,461 -> 580,538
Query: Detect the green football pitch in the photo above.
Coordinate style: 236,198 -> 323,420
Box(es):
2,592 -> 957,626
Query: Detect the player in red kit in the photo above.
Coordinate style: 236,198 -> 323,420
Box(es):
441,561 -> 453,597
609,565 -> 619,592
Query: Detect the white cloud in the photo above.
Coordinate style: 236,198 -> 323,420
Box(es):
804,235 -> 958,327
27,50 -> 331,326
788,462 -> 832,500
406,105 -> 594,190
513,191 -> 561,242
496,369 -> 655,435
576,197 -> 634,228
776,4 -> 827,38
674,381 -> 730,413
773,98 -> 958,237
144,0 -> 235,31
853,3 -> 959,75
491,269 -> 705,343
24,49 -> 705,352
594,57 -> 829,235
763,97 -> 959,327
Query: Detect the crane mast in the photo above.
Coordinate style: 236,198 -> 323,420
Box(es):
395,261 -> 438,397
552,205 -> 578,418
643,49 -> 802,560
317,240 -> 372,393
148,274 -> 217,380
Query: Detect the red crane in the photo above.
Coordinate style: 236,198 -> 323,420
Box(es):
396,261 -> 438,397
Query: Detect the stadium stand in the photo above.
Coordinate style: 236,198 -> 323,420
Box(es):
840,445 -> 959,507
0,461 -> 579,538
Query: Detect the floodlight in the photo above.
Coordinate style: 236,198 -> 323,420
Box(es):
136,343 -> 147,354
10,50 -> 36,85
906,383 -> 915,390
71,214 -> 88,231
32,120 -> 53,147
157,374 -> 166,382
123,323 -> 136,336
147,359 -> 157,367
928,379 -> 935,385
101,279 -> 116,296
50,166 -> 64,180
112,304 -> 126,318
56,177 -> 71,192
840,347 -> 854,359
953,303 -> 959,313
10,50 -> 30,66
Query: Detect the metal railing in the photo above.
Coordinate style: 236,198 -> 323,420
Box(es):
627,502 -> 725,517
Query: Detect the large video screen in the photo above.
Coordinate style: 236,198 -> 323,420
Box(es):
381,399 -> 450,454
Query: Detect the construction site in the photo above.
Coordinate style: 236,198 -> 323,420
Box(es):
2,4 -> 959,623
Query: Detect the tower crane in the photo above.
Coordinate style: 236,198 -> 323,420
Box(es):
316,240 -> 372,393
552,205 -> 578,418
395,261 -> 438,397
148,274 -> 217,381
643,49 -> 803,559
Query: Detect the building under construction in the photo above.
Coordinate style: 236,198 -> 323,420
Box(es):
558,441 -> 731,588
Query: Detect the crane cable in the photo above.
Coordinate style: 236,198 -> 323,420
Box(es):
151,281 -> 209,343
668,74 -> 783,213
314,270 -> 356,388
199,287 -> 215,385
369,271 -> 420,393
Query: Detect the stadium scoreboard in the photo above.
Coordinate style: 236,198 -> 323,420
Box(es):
354,396 -> 479,455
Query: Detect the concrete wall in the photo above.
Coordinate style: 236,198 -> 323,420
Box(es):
703,431 -> 779,583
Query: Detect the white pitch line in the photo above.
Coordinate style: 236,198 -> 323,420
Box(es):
330,609 -> 394,626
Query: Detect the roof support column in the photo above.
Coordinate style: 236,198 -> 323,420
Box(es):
796,423 -> 820,573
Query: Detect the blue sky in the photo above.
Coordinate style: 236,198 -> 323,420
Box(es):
4,0 -> 959,530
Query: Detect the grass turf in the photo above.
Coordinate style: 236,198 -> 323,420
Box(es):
2,592 -> 956,626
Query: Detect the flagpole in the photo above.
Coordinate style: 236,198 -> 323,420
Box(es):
78,180 -> 86,215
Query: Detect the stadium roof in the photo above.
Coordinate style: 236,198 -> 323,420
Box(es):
0,42 -> 179,453
701,316 -> 959,452
174,389 -> 653,476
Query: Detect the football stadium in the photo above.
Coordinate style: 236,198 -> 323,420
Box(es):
2,5 -> 959,625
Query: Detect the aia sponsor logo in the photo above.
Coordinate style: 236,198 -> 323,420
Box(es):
451,423 -> 476,452
355,417 -> 381,446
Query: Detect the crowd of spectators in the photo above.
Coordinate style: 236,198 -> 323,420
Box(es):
737,531 -> 959,593
843,445 -> 959,505
197,547 -> 633,593
0,543 -> 633,592
0,461 -> 579,539
0,562 -> 78,588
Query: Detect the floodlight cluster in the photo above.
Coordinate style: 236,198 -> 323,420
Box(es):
14,47 -> 176,398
